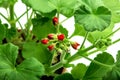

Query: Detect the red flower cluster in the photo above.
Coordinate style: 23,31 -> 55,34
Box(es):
41,33 -> 65,51
41,32 -> 80,51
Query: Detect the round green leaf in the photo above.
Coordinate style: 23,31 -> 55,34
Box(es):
32,16 -> 56,40
102,0 -> 120,23
0,43 -> 45,80
49,0 -> 77,17
71,63 -> 87,79
22,0 -> 55,13
22,0 -> 77,17
83,52 -> 114,80
74,0 -> 111,32
22,41 -> 52,64
103,51 -> 120,80
0,0 -> 17,8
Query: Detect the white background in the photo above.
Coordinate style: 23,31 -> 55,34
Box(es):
0,0 -> 120,69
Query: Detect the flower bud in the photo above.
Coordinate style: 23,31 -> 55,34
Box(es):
47,33 -> 55,39
48,44 -> 54,51
52,17 -> 58,25
71,42 -> 80,50
57,34 -> 65,41
41,38 -> 49,44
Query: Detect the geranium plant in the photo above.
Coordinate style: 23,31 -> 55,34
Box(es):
0,0 -> 120,80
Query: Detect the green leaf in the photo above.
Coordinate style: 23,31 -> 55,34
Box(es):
74,0 -> 111,32
0,0 -> 17,8
70,24 -> 86,37
83,52 -> 114,80
102,0 -> 120,23
6,27 -> 17,40
0,43 -> 18,66
22,41 -> 52,64
22,0 -> 77,17
22,0 -> 55,13
49,0 -> 78,17
17,58 -> 45,76
41,10 -> 57,18
0,43 -> 45,80
88,24 -> 114,43
70,23 -> 114,44
59,25 -> 68,37
69,24 -> 94,43
103,51 -> 120,80
54,73 -> 75,80
116,51 -> 120,62
103,68 -> 120,80
71,63 -> 87,79
32,15 -> 56,40
0,21 -> 6,41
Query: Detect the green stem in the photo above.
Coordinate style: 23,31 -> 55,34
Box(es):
15,8 -> 31,22
112,38 -> 120,44
50,51 -> 56,66
59,17 -> 69,24
57,12 -> 60,33
87,49 -> 100,55
86,38 -> 120,57
80,32 -> 89,50
14,13 -> 24,30
68,38 -> 120,63
25,7 -> 31,41
0,13 -> 9,22
82,45 -> 95,52
67,45 -> 94,62
60,51 -> 66,62
29,11 -> 34,19
49,62 -> 63,73
104,27 -> 120,39
9,4 -> 15,27
82,56 -> 113,68
26,7 -> 29,22
49,51 -> 67,73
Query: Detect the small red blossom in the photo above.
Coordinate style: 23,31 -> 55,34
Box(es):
71,42 -> 80,50
48,45 -> 54,51
47,33 -> 54,39
41,38 -> 49,44
57,34 -> 65,41
52,17 -> 58,25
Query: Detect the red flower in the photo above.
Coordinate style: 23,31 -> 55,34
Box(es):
47,33 -> 54,39
71,42 -> 80,50
52,17 -> 58,25
57,34 -> 65,41
48,45 -> 54,51
41,38 -> 49,44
